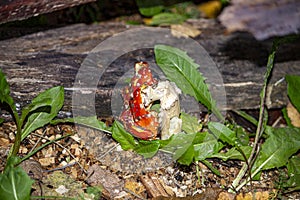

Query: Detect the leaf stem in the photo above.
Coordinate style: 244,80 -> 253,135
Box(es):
10,112 -> 22,158
230,39 -> 279,192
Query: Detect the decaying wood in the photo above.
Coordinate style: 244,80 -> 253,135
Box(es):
0,19 -> 299,119
140,173 -> 174,198
219,0 -> 300,40
0,0 -> 96,24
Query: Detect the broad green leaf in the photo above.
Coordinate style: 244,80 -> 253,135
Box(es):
51,116 -> 111,133
180,112 -> 202,134
212,146 -> 252,161
139,6 -> 164,16
253,126 -> 300,172
208,122 -> 237,146
235,126 -> 249,146
0,118 -> 4,125
154,45 -> 223,120
161,132 -> 197,161
285,156 -> 300,191
286,75 -> 300,112
194,139 -> 224,161
112,121 -> 138,150
135,140 -> 160,158
20,98 -> 52,123
150,13 -> 187,26
0,69 -> 17,118
21,86 -> 64,141
0,158 -> 34,200
135,0 -> 164,17
177,145 -> 194,165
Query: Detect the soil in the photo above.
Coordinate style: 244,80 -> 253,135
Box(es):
1,109 -> 299,199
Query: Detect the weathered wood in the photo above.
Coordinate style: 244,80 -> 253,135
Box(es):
0,0 -> 96,24
0,19 -> 299,118
219,0 -> 300,40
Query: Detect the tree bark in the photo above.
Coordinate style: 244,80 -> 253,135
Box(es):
0,19 -> 299,118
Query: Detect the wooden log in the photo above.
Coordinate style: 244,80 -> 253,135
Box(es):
219,0 -> 300,40
0,0 -> 96,24
0,19 -> 299,119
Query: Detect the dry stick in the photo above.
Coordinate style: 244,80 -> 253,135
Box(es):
123,188 -> 147,200
97,143 -> 119,160
28,129 -> 47,154
230,40 -> 279,192
31,132 -> 87,174
271,116 -> 282,127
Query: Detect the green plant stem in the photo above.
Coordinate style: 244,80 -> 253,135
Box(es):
235,152 -> 274,191
230,39 -> 279,192
10,113 -> 22,158
19,134 -> 71,164
212,107 -> 225,122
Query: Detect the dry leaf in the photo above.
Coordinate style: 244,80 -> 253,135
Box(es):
39,157 -> 55,166
171,23 -> 201,38
218,191 -> 235,200
0,137 -> 10,147
124,180 -> 146,198
287,101 -> 300,127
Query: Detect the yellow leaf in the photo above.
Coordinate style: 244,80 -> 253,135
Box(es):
198,0 -> 222,18
171,23 -> 201,38
143,18 -> 153,25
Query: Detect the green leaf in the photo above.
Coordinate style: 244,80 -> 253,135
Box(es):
112,121 -> 138,150
253,126 -> 300,172
86,186 -> 102,199
235,126 -> 249,146
150,13 -> 187,25
194,139 -> 224,161
161,132 -> 197,161
282,107 -> 293,127
201,159 -> 220,176
193,132 -> 224,161
233,110 -> 258,126
177,145 -> 194,165
21,98 -> 53,123
286,75 -> 300,112
212,146 -> 252,161
0,158 -> 34,200
208,122 -> 237,146
135,0 -> 164,17
0,69 -> 17,118
285,156 -> 300,191
51,116 -> 111,133
21,86 -> 64,141
154,45 -> 223,121
139,6 -> 164,17
135,140 -> 160,158
0,118 -> 4,125
180,112 -> 202,134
